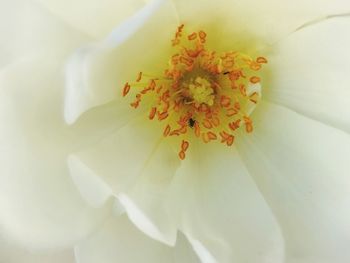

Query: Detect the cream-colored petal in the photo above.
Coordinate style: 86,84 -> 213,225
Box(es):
117,138 -> 180,245
0,54 -> 112,249
174,232 -> 201,263
68,117 -> 165,195
64,0 -> 179,124
35,0 -> 146,39
266,17 -> 350,133
70,112 -> 181,244
74,214 -> 174,263
167,142 -> 284,263
0,0 -> 91,69
237,101 -> 350,262
172,0 -> 350,48
0,234 -> 75,263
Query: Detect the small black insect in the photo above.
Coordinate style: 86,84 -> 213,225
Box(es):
188,118 -> 196,128
223,71 -> 230,75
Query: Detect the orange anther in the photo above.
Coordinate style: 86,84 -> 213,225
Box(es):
122,83 -> 131,97
170,130 -> 180,136
249,92 -> 259,104
202,132 -> 210,143
256,57 -> 268,64
226,135 -> 234,146
180,56 -> 194,67
211,117 -> 220,127
226,108 -> 238,117
163,125 -> 171,137
178,125 -> 187,134
249,62 -> 261,71
136,72 -> 143,82
186,48 -> 201,58
239,84 -> 247,96
220,96 -> 231,107
199,30 -> 207,39
199,104 -> 209,113
158,111 -> 169,121
234,102 -> 241,110
194,122 -> 201,137
219,131 -> 230,142
149,79 -> 156,90
244,116 -> 253,133
207,131 -> 217,140
250,76 -> 261,84
181,140 -> 189,151
202,119 -> 213,129
156,85 -> 163,94
188,32 -> 197,40
149,107 -> 157,120
179,150 -> 186,160
229,119 -> 241,131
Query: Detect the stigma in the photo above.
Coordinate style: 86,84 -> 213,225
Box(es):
122,24 -> 267,160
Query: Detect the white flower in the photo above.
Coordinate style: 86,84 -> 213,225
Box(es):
1,0 -> 350,262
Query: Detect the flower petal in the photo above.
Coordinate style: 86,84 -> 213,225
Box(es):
34,0 -> 146,39
74,214 -> 176,263
0,234 -> 75,263
0,0 -> 91,69
266,17 -> 350,133
64,0 -> 179,124
237,101 -> 350,262
172,0 -> 350,46
0,54 -> 111,249
167,142 -> 284,263
68,117 -> 165,193
70,113 -> 181,244
117,138 -> 180,245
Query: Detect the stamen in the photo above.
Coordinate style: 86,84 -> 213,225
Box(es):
122,25 -> 267,160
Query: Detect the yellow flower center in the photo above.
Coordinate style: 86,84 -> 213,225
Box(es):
187,77 -> 215,106
122,24 -> 267,160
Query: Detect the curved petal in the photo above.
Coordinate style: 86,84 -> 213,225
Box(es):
34,0 -> 146,39
172,0 -> 350,47
0,54 -> 111,249
0,0 -> 91,69
167,141 -> 285,263
68,116 -> 165,193
237,101 -> 350,262
64,0 -> 179,124
174,232 -> 201,263
74,214 -> 174,263
70,110 -> 182,244
266,17 -> 350,133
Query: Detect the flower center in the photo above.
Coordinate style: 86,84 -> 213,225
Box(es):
122,25 -> 267,160
187,77 -> 215,106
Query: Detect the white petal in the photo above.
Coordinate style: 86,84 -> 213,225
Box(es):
0,0 -> 90,69
64,0 -> 179,124
172,0 -> 350,47
70,112 -> 181,245
74,214 -> 174,263
68,117 -> 164,194
34,0 -> 146,39
168,142 -> 284,263
68,155 -> 113,207
174,232 -> 201,263
117,139 -> 180,245
237,101 -> 350,262
0,55 -> 111,249
266,17 -> 350,133
0,234 -> 75,263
